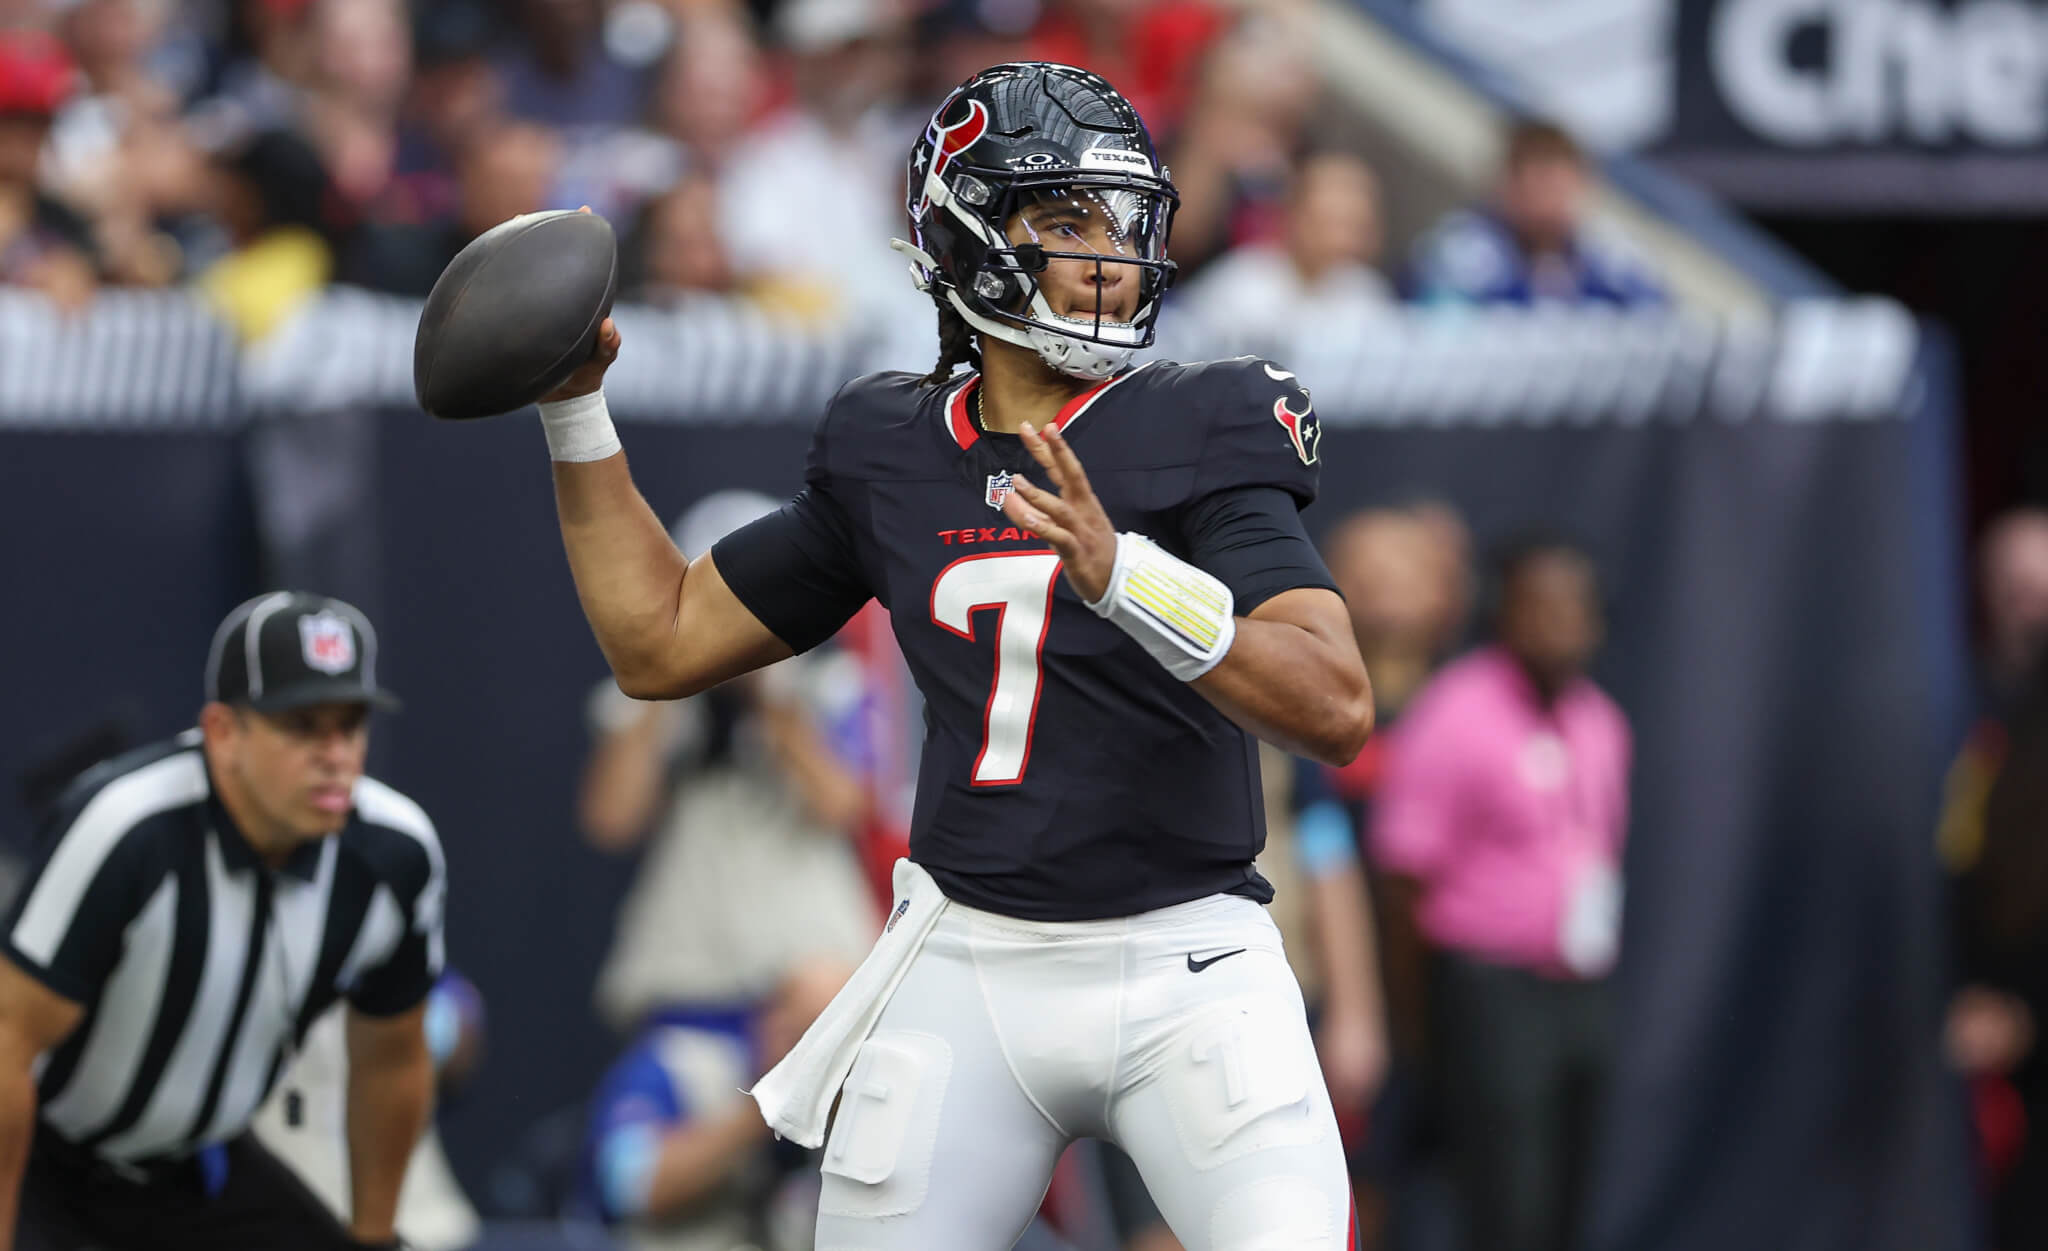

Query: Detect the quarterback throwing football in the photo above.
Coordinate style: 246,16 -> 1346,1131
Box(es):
526,63 -> 1373,1250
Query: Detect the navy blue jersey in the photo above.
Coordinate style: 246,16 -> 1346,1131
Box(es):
714,357 -> 1334,920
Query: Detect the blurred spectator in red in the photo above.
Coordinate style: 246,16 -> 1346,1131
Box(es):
0,28 -> 98,311
716,0 -> 924,327
1178,150 -> 1393,343
1938,507 -> 2048,1251
1373,534 -> 1631,1251
1405,120 -> 1666,309
1026,0 -> 1222,135
494,0 -> 654,129
1164,13 -> 1319,277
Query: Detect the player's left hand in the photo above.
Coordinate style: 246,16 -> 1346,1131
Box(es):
1001,421 -> 1117,603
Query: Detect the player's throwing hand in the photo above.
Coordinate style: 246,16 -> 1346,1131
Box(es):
1000,421 -> 1118,603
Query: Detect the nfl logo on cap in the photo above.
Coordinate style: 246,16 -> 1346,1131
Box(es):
299,612 -> 356,675
985,471 -> 1013,510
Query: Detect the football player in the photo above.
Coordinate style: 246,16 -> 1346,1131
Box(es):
524,62 -> 1373,1251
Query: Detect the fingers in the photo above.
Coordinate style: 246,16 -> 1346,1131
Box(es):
1001,479 -> 1074,549
1018,422 -> 1066,492
1040,423 -> 1097,506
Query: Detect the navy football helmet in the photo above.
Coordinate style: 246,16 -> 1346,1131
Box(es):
893,63 -> 1179,381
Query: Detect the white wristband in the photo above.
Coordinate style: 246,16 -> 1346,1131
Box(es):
536,388 -> 622,462
1085,532 -> 1237,681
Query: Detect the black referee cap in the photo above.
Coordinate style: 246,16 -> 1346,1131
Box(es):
205,592 -> 401,714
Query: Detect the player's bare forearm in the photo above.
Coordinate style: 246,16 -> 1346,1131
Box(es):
0,958 -> 82,1251
345,1004 -> 433,1243
542,316 -> 792,699
1194,588 -> 1374,766
551,457 -> 794,699
0,1061 -> 35,1251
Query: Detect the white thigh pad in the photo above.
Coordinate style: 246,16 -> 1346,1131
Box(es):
819,1030 -> 952,1219
1162,996 -> 1326,1170
1209,1176 -> 1341,1250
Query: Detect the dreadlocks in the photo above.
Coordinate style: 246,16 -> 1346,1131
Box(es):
923,302 -> 982,386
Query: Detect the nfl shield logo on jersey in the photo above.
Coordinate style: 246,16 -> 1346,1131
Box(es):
299,612 -> 356,674
985,471 -> 1014,510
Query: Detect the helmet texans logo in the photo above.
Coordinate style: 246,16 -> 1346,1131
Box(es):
918,98 -> 989,214
1273,394 -> 1322,466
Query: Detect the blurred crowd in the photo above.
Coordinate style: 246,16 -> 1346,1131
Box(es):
0,0 -> 1670,350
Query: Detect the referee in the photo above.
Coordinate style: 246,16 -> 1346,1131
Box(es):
0,592 -> 446,1251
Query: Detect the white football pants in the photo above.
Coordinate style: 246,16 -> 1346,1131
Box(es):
813,891 -> 1356,1250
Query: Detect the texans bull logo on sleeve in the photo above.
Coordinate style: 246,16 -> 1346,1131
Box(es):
1272,395 -> 1321,466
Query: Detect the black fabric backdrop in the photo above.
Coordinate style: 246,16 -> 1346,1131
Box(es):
0,340 -> 1976,1248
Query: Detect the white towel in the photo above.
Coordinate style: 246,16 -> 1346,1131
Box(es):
748,858 -> 950,1147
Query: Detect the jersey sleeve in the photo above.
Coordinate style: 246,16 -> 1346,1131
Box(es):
346,789 -> 449,1017
2,780 -> 154,1004
1178,485 -> 1337,613
711,393 -> 876,654
1190,358 -> 1323,505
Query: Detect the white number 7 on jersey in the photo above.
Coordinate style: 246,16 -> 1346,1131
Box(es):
930,552 -> 1063,785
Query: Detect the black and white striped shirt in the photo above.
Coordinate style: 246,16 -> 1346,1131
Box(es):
3,730 -> 446,1164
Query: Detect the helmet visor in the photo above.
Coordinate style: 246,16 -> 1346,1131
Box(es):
986,175 -> 1177,346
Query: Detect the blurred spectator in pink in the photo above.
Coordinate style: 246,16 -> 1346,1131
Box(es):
715,0 -> 927,329
1177,150 -> 1393,344
1373,533 -> 1631,1251
1025,0 -> 1221,137
1938,507 -> 2048,1251
1164,13 -> 1319,277
0,28 -> 98,311
1405,120 -> 1665,309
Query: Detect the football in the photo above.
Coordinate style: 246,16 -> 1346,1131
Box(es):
412,209 -> 619,421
